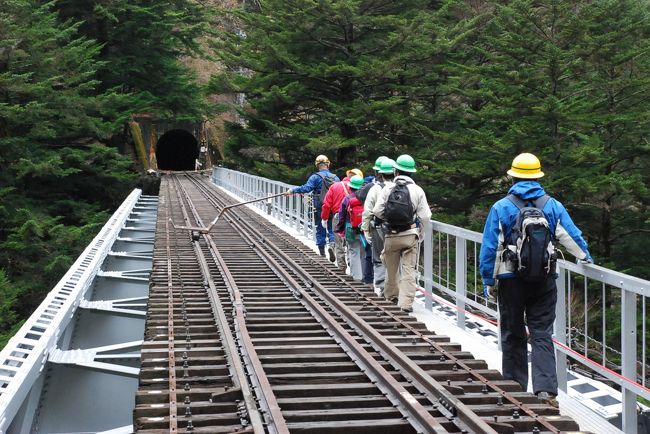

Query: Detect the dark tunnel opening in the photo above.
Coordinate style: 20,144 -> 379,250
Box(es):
156,129 -> 199,171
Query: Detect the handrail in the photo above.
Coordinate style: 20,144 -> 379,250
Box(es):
212,166 -> 649,433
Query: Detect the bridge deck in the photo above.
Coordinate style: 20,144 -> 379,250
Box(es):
134,172 -> 585,434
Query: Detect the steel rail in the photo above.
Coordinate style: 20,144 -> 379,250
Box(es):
181,174 -> 470,433
163,183 -> 179,432
171,175 -> 289,434
168,174 -> 584,433
188,173 -> 569,434
169,175 -> 266,433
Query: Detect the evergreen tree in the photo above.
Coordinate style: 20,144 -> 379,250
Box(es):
55,0 -> 211,121
0,0 -> 137,348
212,0 -> 450,181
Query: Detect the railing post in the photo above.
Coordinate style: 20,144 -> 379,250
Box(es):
455,236 -> 466,329
424,223 -> 433,311
621,287 -> 638,433
555,267 -> 568,393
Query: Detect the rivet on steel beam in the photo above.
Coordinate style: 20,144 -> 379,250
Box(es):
185,406 -> 192,417
452,364 -> 458,371
183,360 -> 189,369
184,382 -> 190,391
497,396 -> 503,406
532,427 -> 540,433
182,352 -> 188,360
411,338 -> 417,345
512,410 -> 520,419
481,385 -> 488,394
186,420 -> 194,431
466,377 -> 473,383
447,380 -> 451,386
494,416 -> 498,423
440,355 -> 446,362
183,369 -> 189,378
184,396 -> 190,404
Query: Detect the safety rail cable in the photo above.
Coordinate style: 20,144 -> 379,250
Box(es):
0,189 -> 143,433
213,166 -> 650,431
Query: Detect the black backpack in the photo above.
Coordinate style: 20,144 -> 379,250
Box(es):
355,180 -> 383,203
384,179 -> 415,230
506,194 -> 556,281
316,172 -> 337,203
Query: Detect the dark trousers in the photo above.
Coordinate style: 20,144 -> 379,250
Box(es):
362,243 -> 373,284
498,277 -> 558,395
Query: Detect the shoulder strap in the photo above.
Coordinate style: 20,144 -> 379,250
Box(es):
342,182 -> 350,196
507,194 -> 526,209
533,194 -> 550,210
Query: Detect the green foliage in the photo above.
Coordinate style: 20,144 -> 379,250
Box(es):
213,0 -> 650,280
56,0 -> 213,121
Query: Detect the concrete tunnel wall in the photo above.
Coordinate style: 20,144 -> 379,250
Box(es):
156,129 -> 199,171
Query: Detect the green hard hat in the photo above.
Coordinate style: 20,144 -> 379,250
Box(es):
378,158 -> 395,174
395,154 -> 416,173
349,175 -> 364,190
372,156 -> 387,171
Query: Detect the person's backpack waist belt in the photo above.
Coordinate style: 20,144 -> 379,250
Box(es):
383,222 -> 417,234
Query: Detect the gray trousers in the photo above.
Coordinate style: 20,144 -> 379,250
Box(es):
347,237 -> 363,281
331,213 -> 347,272
498,277 -> 558,395
371,224 -> 386,290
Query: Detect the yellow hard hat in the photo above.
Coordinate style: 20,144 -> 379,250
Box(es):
314,155 -> 330,166
507,153 -> 544,179
346,168 -> 363,178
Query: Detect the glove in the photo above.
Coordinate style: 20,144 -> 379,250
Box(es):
483,284 -> 495,300
363,230 -> 372,245
577,256 -> 593,265
321,219 -> 328,229
284,189 -> 293,196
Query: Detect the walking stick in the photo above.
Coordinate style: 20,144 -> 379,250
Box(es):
170,192 -> 289,234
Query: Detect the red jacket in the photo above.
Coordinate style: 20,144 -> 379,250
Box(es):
321,178 -> 351,219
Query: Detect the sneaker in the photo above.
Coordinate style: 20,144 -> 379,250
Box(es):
327,245 -> 335,263
400,306 -> 413,313
536,391 -> 558,408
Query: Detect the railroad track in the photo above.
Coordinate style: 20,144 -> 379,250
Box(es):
134,172 -> 586,434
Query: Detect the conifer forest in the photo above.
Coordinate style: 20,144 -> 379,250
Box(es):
1,0 -> 650,354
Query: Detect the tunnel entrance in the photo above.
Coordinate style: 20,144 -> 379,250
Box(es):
156,129 -> 199,171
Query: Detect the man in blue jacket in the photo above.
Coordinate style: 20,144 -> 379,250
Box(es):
479,152 -> 592,407
286,155 -> 339,257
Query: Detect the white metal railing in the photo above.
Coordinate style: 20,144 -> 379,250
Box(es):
212,167 -> 317,241
212,167 -> 649,433
0,189 -> 142,433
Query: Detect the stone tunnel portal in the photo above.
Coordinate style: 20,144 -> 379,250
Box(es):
156,129 -> 199,171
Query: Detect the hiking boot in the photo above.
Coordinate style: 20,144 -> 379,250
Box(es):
327,244 -> 335,263
318,246 -> 325,257
387,296 -> 398,304
400,306 -> 413,313
536,391 -> 558,408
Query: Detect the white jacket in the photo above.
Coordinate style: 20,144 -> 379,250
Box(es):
361,180 -> 393,232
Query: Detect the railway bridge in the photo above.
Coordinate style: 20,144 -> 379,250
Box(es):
0,170 -> 648,434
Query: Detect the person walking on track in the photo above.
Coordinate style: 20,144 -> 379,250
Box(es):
285,155 -> 339,257
372,155 -> 431,312
361,157 -> 395,294
335,175 -> 366,280
479,152 -> 593,407
322,168 -> 363,269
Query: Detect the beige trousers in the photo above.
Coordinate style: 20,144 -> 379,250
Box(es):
381,234 -> 418,309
